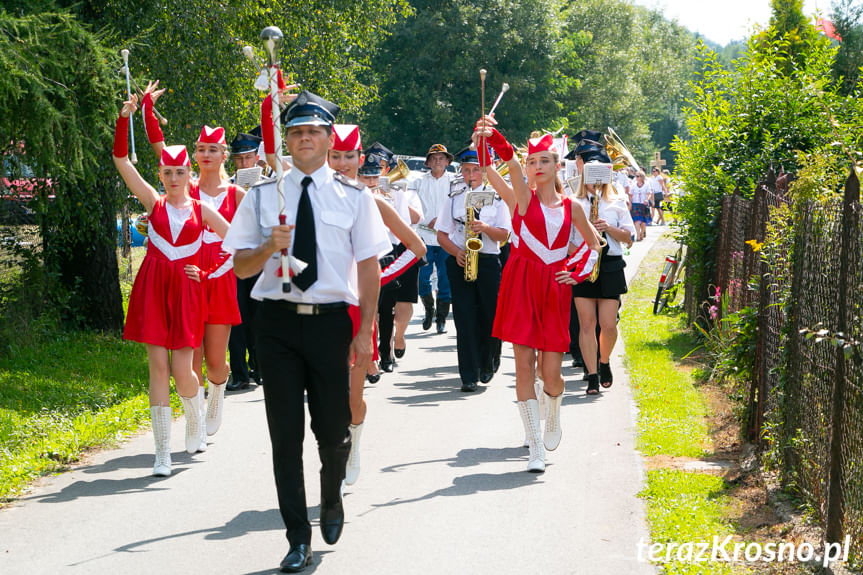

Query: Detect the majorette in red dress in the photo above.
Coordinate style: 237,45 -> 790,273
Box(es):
190,182 -> 242,326
124,195 -> 206,350
492,191 -> 574,353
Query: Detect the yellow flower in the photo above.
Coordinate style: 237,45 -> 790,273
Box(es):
745,239 -> 763,252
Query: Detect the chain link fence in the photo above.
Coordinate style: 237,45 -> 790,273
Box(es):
689,169 -> 863,559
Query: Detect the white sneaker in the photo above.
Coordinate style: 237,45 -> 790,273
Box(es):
206,380 -> 226,436
345,422 -> 364,486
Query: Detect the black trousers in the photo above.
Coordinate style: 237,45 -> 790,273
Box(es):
255,300 -> 352,547
228,273 -> 260,383
446,254 -> 502,384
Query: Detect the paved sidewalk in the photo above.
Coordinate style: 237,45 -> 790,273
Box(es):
0,227 -> 664,575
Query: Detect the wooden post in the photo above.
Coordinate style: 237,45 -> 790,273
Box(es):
649,151 -> 666,172
825,167 -> 859,543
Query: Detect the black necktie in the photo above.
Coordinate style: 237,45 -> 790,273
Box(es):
292,176 -> 317,291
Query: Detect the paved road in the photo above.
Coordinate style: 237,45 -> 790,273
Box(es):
0,227 -> 665,575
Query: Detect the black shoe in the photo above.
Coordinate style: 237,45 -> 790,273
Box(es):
366,373 -> 380,384
226,378 -> 249,391
380,358 -> 394,373
492,356 -> 500,374
436,322 -> 447,334
599,362 -> 613,388
394,346 -> 406,359
479,370 -> 494,384
435,300 -> 450,333
461,381 -> 477,392
586,373 -> 600,395
421,294 -> 435,331
320,499 -> 345,545
280,544 -> 313,572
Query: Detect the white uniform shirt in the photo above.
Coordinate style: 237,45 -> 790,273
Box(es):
414,171 -> 452,246
384,184 -> 423,245
435,182 -> 512,255
569,195 -> 636,256
222,163 -> 391,305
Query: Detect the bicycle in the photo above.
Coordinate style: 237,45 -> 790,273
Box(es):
653,242 -> 686,314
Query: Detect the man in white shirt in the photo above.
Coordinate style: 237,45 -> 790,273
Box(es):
415,143 -> 454,333
223,90 -> 390,573
436,147 -> 511,392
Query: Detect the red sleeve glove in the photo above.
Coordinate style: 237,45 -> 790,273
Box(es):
199,251 -> 232,281
261,94 -> 275,155
565,242 -> 599,284
480,143 -> 493,167
381,248 -> 420,287
113,114 -> 129,158
141,93 -> 164,145
485,128 -> 514,162
277,68 -> 287,90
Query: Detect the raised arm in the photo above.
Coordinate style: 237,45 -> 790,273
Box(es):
473,115 -> 530,216
141,80 -> 166,157
201,203 -> 230,239
483,157 -> 516,218
113,94 -> 160,214
570,200 -> 601,253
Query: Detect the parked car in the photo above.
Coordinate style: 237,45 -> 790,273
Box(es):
1,154 -> 52,225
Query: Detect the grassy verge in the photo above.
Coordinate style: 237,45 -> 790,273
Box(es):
0,330 -> 165,503
621,234 -> 738,574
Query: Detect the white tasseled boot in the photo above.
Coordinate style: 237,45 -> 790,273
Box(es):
544,391 -> 564,451
150,405 -> 172,477
345,422 -> 364,486
518,400 -> 545,473
206,379 -> 226,436
179,391 -> 204,454
197,386 -> 208,452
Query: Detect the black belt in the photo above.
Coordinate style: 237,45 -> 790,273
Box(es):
477,253 -> 499,260
265,300 -> 349,316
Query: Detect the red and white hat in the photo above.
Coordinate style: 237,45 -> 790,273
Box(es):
332,124 -> 362,152
527,133 -> 555,157
197,125 -> 227,146
160,145 -> 191,167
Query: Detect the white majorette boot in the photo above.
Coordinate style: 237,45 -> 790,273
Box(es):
518,399 -> 545,473
206,379 -> 226,436
535,380 -> 547,420
197,386 -> 208,452
179,391 -> 204,454
345,422 -> 364,486
150,405 -> 172,477
544,391 -> 564,451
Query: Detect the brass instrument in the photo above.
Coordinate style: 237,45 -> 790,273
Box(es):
464,190 -> 495,282
605,127 -> 640,173
374,158 -> 410,199
588,194 -> 608,283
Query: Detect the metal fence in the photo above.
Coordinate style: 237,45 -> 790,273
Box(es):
690,168 -> 863,557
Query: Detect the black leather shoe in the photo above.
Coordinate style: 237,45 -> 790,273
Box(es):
320,499 -> 345,545
380,358 -> 394,373
394,346 -> 405,359
421,294 -> 435,331
280,544 -> 313,572
436,321 -> 447,334
461,381 -> 477,392
366,373 -> 380,384
226,378 -> 249,391
479,370 -> 494,384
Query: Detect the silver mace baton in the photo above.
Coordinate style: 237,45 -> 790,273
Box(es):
260,26 -> 291,293
121,49 -> 137,164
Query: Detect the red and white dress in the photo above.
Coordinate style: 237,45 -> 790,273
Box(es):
191,182 -> 242,326
124,196 -> 206,350
493,191 -> 573,352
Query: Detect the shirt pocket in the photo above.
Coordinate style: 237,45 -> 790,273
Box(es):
320,209 -> 352,230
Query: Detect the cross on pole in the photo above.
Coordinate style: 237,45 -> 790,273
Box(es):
650,151 -> 666,172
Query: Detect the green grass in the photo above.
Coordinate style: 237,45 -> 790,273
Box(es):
622,234 -> 739,574
640,469 -> 736,574
0,331 -> 166,502
620,237 -> 710,457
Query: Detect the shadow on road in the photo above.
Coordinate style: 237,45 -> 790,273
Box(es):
370,469 -> 541,509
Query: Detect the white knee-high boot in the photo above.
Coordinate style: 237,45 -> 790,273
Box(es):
206,379 -> 226,436
518,400 -> 545,473
179,391 -> 204,454
345,422 -> 364,486
535,380 -> 547,420
197,386 -> 208,452
544,391 -> 563,451
150,405 -> 172,477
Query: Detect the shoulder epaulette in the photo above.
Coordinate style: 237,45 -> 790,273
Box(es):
249,175 -> 277,190
334,171 -> 364,190
449,177 -> 468,198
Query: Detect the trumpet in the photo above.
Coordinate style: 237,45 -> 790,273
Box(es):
605,127 -> 640,173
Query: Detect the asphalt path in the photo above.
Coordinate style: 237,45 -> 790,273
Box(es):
0,226 -> 665,575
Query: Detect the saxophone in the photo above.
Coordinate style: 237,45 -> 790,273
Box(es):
588,193 -> 607,283
464,203 -> 483,282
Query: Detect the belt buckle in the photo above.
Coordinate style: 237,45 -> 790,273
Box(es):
296,303 -> 315,315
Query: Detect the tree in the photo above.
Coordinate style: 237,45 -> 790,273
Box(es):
0,10 -> 125,332
831,0 -> 863,94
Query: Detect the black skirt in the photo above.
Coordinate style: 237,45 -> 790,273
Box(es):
572,255 -> 627,300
